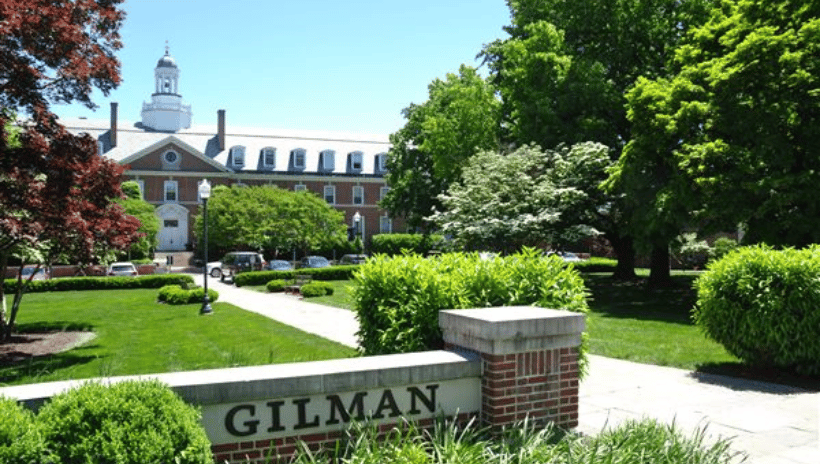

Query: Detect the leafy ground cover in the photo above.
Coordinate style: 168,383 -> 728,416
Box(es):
290,417 -> 741,464
0,289 -> 356,386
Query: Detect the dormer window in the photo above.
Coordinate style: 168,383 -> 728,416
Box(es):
262,147 -> 275,168
320,150 -> 335,171
230,146 -> 245,168
376,153 -> 388,172
291,148 -> 306,169
349,151 -> 363,171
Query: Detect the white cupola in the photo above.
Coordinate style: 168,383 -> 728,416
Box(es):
141,45 -> 192,132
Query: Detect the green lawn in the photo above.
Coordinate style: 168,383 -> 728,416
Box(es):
1,289 -> 357,386
583,273 -> 737,369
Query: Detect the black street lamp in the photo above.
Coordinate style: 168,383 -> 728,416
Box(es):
199,179 -> 213,315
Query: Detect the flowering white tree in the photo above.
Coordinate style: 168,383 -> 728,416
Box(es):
430,143 -> 611,253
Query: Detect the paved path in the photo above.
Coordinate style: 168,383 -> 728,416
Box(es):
194,274 -> 819,463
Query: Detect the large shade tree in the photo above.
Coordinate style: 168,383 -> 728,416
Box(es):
116,181 -> 159,260
0,0 -> 138,341
482,0 -> 715,282
430,143 -> 612,254
381,65 -> 500,232
615,0 -> 820,251
195,185 -> 347,259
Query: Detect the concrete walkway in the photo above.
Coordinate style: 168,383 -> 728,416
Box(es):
195,274 -> 819,463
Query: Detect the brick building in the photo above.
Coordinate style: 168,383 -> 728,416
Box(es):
63,48 -> 396,252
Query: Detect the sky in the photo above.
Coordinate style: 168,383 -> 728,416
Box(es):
54,0 -> 512,136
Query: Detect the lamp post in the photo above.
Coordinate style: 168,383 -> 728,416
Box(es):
352,211 -> 361,252
198,179 -> 213,315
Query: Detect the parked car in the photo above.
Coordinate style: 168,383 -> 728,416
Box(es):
220,252 -> 266,282
558,251 -> 582,262
207,261 -> 223,278
267,260 -> 294,271
298,256 -> 330,269
20,266 -> 49,280
339,254 -> 368,265
107,262 -> 138,277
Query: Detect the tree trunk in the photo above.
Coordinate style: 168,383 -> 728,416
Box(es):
607,233 -> 637,280
647,242 -> 672,288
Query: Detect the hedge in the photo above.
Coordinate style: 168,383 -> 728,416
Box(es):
300,281 -> 334,297
0,396 -> 46,463
693,245 -> 820,375
233,265 -> 358,287
37,380 -> 212,464
3,274 -> 195,293
352,249 -> 589,373
158,285 -> 219,305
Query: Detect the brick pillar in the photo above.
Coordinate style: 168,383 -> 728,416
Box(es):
439,306 -> 584,429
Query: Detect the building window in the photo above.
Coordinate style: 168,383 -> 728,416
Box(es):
380,215 -> 392,234
136,180 -> 145,199
294,184 -> 307,192
324,185 -> 336,204
350,151 -> 363,171
352,185 -> 364,205
231,146 -> 245,168
376,153 -> 388,172
164,180 -> 178,202
164,219 -> 179,228
162,149 -> 181,170
380,186 -> 390,201
321,150 -> 335,171
262,147 -> 275,167
292,149 -> 306,169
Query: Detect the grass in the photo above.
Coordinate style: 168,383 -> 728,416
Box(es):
583,273 -> 738,369
0,289 -> 357,386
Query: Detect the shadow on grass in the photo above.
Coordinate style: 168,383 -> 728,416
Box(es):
15,320 -> 94,333
583,274 -> 699,325
693,362 -> 820,393
0,352 -> 98,384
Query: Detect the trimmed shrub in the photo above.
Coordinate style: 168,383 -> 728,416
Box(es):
694,245 -> 820,375
36,380 -> 212,464
352,249 -> 588,371
158,285 -> 219,305
266,279 -> 287,292
369,233 -> 445,256
4,274 -> 194,293
0,396 -> 47,463
234,266 -> 357,287
300,281 -> 334,297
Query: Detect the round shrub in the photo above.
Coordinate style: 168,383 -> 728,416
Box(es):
0,396 -> 47,463
694,245 -> 820,375
189,287 -> 219,304
352,248 -> 589,371
36,380 -> 212,464
300,281 -> 333,298
266,279 -> 287,292
158,285 -> 218,305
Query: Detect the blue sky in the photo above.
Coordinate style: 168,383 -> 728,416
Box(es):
55,0 -> 511,136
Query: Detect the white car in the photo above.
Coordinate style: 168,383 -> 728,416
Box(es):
107,262 -> 138,277
207,261 -> 223,278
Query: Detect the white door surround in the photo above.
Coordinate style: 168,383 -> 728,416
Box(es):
156,203 -> 189,251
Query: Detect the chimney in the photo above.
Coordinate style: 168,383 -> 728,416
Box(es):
110,102 -> 118,148
217,109 -> 226,151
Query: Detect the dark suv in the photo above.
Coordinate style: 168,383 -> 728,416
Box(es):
220,252 -> 266,282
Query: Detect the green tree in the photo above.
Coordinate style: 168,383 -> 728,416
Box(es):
483,0 -> 715,282
116,181 -> 159,260
195,185 -> 346,259
381,65 -> 500,231
622,0 -> 820,248
430,144 -> 611,254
